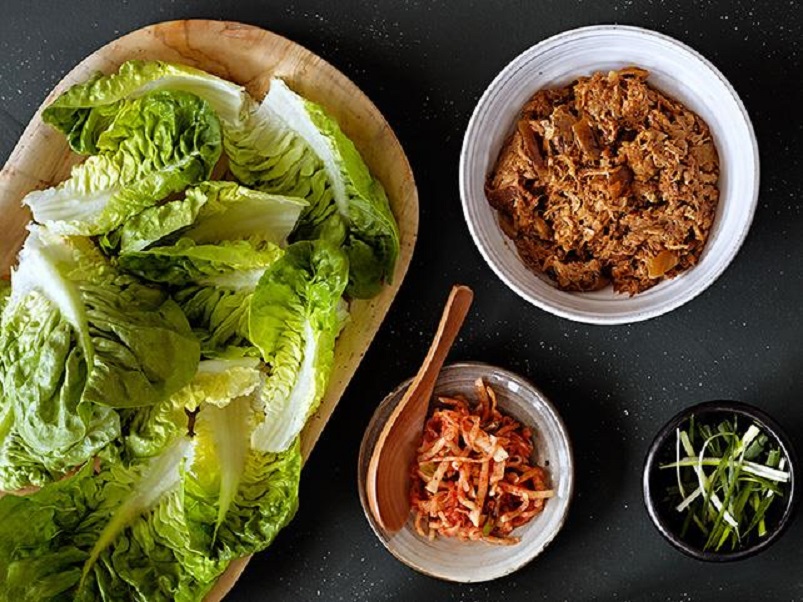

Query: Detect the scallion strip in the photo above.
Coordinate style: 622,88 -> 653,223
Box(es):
659,416 -> 789,551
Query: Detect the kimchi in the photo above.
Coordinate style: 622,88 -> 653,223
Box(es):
409,378 -> 553,544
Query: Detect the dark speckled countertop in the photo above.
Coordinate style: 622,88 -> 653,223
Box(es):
1,1 -> 801,600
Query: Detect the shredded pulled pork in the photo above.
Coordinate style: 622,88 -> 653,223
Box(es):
409,379 -> 553,544
485,67 -> 720,295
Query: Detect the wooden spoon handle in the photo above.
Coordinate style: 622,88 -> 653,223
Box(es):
402,285 -> 474,415
367,284 -> 474,533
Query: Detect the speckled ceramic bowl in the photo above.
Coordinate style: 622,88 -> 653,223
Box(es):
357,362 -> 574,582
460,25 -> 759,324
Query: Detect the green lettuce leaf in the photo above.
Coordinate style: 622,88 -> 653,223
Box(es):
188,398 -> 252,542
110,181 -> 306,253
0,280 -> 10,312
82,438 -> 191,580
174,285 -> 258,358
25,90 -> 222,236
0,229 -> 198,491
0,407 -> 301,600
0,231 -> 106,490
227,78 -> 399,298
0,461 -> 95,601
121,395 -> 188,462
248,240 -> 348,452
184,432 -> 301,563
119,237 -> 283,287
0,445 -> 223,602
38,231 -> 201,409
120,238 -> 283,356
180,382 -> 301,561
43,60 -> 250,155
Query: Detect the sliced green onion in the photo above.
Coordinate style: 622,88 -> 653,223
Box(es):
659,416 -> 789,551
660,458 -> 790,483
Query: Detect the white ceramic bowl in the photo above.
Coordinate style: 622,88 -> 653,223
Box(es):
357,362 -> 574,582
460,25 -> 759,324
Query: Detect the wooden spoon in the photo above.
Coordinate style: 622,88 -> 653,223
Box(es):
366,284 -> 474,533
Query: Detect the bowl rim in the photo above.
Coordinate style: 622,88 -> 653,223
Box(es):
642,400 -> 799,561
356,361 -> 575,582
458,24 -> 760,325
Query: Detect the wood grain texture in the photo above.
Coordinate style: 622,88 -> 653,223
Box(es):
366,285 -> 473,533
0,19 -> 418,601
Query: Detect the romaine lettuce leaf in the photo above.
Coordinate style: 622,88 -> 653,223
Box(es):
179,374 -> 301,561
43,60 -> 250,155
0,277 -> 117,492
188,398 -> 252,542
248,240 -> 348,452
0,407 -> 301,601
82,438 -> 191,579
227,78 -> 399,298
99,185 -> 209,255
122,358 -> 260,461
174,285 -> 258,357
120,238 -> 284,356
0,229 -> 199,491
33,231 -> 201,409
119,237 -> 283,287
25,90 -> 222,236
109,181 -> 306,253
121,394 -> 188,462
0,445 -> 222,602
0,288 -> 120,486
184,430 -> 301,563
0,460 -> 95,600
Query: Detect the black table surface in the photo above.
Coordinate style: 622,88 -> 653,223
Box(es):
1,1 -> 801,600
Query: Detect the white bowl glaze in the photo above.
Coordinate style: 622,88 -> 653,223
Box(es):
357,362 -> 574,582
459,25 -> 759,324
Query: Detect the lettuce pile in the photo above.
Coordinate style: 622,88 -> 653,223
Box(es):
0,60 -> 399,601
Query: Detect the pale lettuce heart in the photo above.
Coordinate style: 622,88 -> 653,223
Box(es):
171,358 -> 262,411
188,397 -> 252,541
9,225 -> 93,362
24,90 -> 222,236
183,403 -> 301,561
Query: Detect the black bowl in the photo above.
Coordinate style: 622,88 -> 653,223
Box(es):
643,400 -> 799,561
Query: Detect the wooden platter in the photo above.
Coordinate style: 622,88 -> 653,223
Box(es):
0,19 -> 418,600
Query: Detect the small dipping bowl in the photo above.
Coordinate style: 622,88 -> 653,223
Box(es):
643,400 -> 799,561
357,362 -> 574,582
